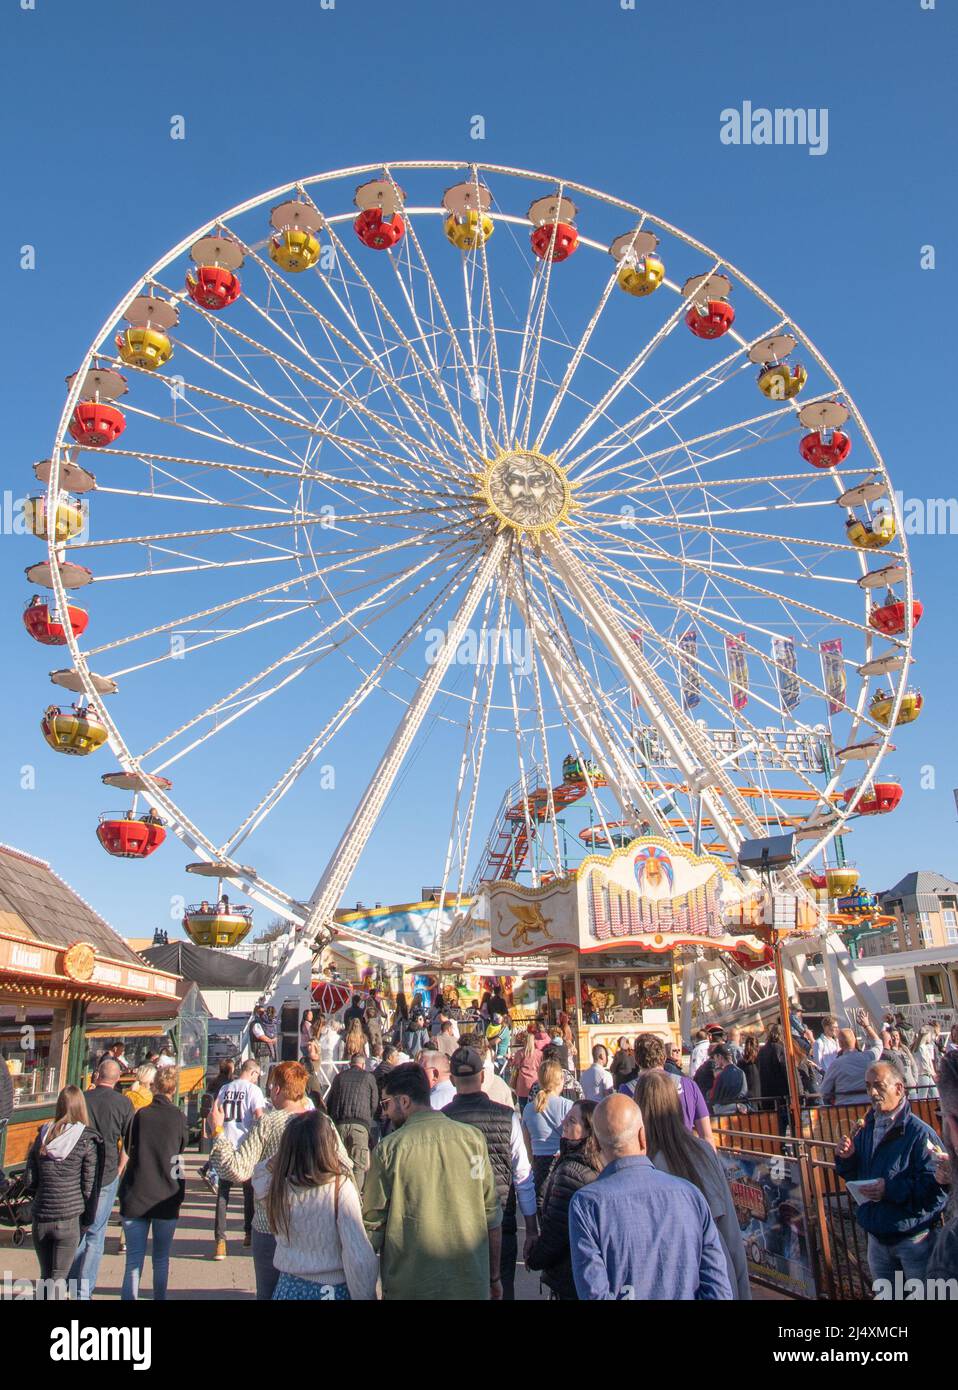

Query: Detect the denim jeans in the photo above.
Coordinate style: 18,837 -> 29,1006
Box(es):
214,1179 -> 255,1241
68,1175 -> 118,1299
121,1216 -> 178,1300
867,1228 -> 935,1286
251,1228 -> 279,1301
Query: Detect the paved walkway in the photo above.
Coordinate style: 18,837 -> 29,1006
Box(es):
1,1151 -> 785,1301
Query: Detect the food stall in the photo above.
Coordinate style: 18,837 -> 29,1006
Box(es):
0,843 -> 181,1170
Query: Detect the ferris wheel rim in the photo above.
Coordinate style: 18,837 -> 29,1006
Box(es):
40,160 -> 914,915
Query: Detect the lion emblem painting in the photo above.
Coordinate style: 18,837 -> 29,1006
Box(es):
502,900 -> 553,948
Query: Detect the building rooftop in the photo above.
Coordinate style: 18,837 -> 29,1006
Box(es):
879,870 -> 958,902
0,841 -> 147,968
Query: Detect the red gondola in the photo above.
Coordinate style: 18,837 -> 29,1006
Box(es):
799,429 -> 852,469
186,264 -> 241,310
354,208 -> 405,250
69,401 -> 125,448
868,598 -> 923,637
96,813 -> 166,858
685,300 -> 735,340
23,596 -> 89,645
530,222 -> 578,262
840,781 -> 903,816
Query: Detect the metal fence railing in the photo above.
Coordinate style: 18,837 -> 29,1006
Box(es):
711,1097 -> 945,1300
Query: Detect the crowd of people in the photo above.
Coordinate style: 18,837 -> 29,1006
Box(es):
9,994 -> 958,1300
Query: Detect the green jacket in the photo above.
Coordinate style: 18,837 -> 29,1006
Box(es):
362,1108 -> 501,1300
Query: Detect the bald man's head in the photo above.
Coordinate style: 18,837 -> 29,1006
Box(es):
419,1049 -> 450,1087
95,1057 -> 122,1086
837,1028 -> 857,1053
594,1094 -> 646,1160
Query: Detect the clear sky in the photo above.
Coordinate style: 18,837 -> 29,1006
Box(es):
1,0 -> 955,939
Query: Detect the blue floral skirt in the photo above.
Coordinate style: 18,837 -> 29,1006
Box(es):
273,1273 -> 350,1301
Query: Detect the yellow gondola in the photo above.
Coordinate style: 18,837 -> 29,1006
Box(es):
23,495 -> 86,542
269,229 -> 321,272
757,362 -> 808,399
617,257 -> 665,297
41,705 -> 108,756
847,511 -> 896,549
182,901 -> 253,948
444,209 -> 494,251
115,326 -> 173,371
870,688 -> 923,727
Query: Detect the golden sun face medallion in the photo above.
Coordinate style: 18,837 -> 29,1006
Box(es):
475,448 -> 573,539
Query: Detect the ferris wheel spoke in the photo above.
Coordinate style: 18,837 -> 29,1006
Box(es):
556,261 -> 723,466
534,262 -> 622,453
222,229 -> 476,479
567,318 -> 788,480
143,536 -> 481,773
586,545 -> 866,737
516,567 -> 671,836
219,541 -> 491,857
292,535 -> 505,943
432,578 -> 502,914
379,166 -> 499,448
575,400 -> 814,497
574,517 -> 883,641
525,547 -> 701,837
153,289 -> 473,487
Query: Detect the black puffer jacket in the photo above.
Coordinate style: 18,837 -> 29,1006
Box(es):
25,1125 -> 103,1225
525,1144 -> 599,1299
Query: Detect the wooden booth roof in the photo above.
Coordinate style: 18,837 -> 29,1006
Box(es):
0,842 -> 180,1005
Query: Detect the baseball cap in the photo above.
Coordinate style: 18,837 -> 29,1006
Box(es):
450,1046 -> 484,1077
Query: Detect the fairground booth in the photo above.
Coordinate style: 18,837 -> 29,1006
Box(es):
0,843 -> 183,1170
444,835 -> 773,1057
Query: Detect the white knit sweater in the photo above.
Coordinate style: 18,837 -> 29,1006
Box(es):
251,1170 -> 379,1299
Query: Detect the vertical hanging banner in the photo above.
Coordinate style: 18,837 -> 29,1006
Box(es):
724,633 -> 749,711
679,628 -> 701,710
819,638 -> 846,715
772,636 -> 800,712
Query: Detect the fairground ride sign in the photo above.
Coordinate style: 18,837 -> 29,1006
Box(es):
488,837 -> 769,960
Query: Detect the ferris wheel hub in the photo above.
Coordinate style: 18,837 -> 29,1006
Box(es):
475,447 -> 574,539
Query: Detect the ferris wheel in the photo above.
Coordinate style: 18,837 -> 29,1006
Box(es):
24,161 -> 922,945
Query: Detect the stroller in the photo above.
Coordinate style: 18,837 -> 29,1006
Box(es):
0,1169 -> 33,1248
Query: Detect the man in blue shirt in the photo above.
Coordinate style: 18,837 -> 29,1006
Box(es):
569,1094 -> 733,1300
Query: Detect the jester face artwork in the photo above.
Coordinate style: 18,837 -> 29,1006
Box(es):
486,450 -> 569,531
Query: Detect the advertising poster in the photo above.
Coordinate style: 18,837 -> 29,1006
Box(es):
717,1149 -> 817,1300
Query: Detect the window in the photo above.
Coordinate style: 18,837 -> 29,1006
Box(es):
886,978 -> 910,1007
947,924 -> 958,945
943,908 -> 957,928
0,1005 -> 68,1107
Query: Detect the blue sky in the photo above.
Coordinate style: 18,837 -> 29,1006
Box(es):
1,0 -> 955,939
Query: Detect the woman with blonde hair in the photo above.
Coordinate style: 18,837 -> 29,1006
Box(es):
127,1064 -> 156,1112
912,1026 -> 940,1099
342,1018 -> 368,1062
521,1058 -> 573,1199
255,1109 -> 378,1300
635,1069 -> 751,1299
25,1085 -> 103,1291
